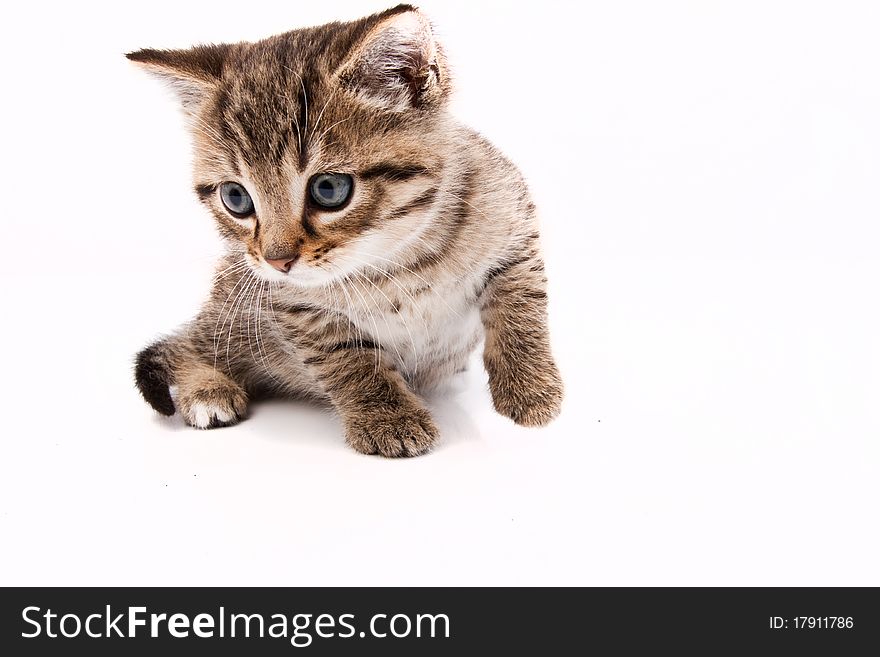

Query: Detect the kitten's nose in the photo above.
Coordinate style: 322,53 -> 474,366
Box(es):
265,253 -> 299,273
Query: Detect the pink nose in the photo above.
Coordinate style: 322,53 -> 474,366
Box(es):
266,256 -> 298,273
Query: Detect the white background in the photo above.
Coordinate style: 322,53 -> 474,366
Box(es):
1,1 -> 878,585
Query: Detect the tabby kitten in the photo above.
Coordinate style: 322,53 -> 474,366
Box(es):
129,4 -> 563,457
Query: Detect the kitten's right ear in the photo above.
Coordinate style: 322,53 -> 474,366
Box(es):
336,6 -> 448,113
125,44 -> 230,111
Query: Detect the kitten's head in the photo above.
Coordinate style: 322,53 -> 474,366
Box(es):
128,4 -> 451,287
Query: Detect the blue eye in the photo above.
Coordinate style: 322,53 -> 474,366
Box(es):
309,173 -> 353,209
219,182 -> 255,217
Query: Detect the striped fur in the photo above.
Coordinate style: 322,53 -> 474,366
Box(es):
128,5 -> 563,456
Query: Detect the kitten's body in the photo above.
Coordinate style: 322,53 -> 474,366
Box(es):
131,6 -> 562,456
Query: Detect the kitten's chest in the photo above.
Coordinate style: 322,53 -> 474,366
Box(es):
339,274 -> 483,374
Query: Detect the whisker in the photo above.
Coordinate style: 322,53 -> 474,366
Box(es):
255,280 -> 282,386
350,270 -> 407,369
266,281 -> 283,333
333,253 -> 424,370
310,87 -> 338,146
223,273 -> 258,375
342,271 -> 385,374
318,262 -> 368,361
283,65 -> 310,144
242,275 -> 261,368
280,70 -> 302,156
211,260 -> 250,284
299,73 -> 309,141
362,251 -> 463,319
314,116 -> 355,148
213,272 -> 251,371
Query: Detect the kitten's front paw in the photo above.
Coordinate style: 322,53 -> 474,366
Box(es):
345,406 -> 438,458
490,362 -> 564,427
177,382 -> 248,430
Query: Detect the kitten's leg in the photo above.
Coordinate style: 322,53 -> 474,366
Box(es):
306,346 -> 437,457
135,332 -> 248,429
480,253 -> 564,426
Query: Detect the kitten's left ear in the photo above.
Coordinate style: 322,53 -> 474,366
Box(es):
126,44 -> 230,112
337,6 -> 448,113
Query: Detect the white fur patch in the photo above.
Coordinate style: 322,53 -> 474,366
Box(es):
188,402 -> 234,429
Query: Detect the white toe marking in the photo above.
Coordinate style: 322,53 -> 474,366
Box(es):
190,401 -> 236,428
191,404 -> 212,428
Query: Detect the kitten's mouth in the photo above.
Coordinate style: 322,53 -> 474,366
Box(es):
245,253 -> 334,288
244,253 -> 289,281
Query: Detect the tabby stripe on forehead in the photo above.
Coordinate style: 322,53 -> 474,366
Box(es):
360,163 -> 432,181
295,73 -> 311,169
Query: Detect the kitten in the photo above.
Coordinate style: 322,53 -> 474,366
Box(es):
129,4 -> 563,457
